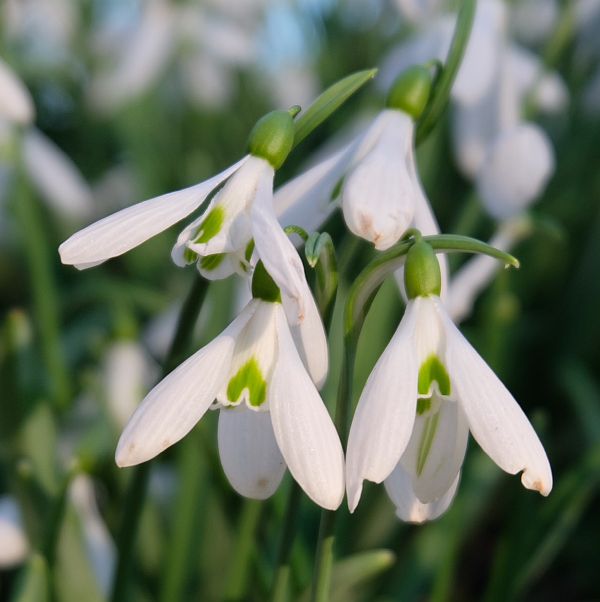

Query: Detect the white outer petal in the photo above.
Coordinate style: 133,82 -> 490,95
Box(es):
384,466 -> 459,524
0,58 -> 34,124
218,406 -> 286,500
115,303 -> 256,466
0,496 -> 28,567
345,300 -> 420,512
476,124 -> 554,219
342,111 -> 415,251
251,169 -> 310,324
269,307 -> 344,510
399,399 -> 469,503
289,285 -> 329,389
59,156 -> 249,268
23,129 -> 94,221
438,301 -> 553,495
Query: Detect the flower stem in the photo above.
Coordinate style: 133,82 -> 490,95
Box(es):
270,482 -> 302,602
14,161 -> 70,411
224,499 -> 263,601
110,274 -> 209,602
310,341 -> 356,602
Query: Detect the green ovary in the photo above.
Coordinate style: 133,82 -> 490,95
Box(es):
418,354 -> 451,397
226,358 -> 267,408
194,206 -> 225,244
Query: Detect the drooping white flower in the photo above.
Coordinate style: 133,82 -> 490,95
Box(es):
346,241 -> 552,517
0,495 -> 28,567
116,263 -> 343,509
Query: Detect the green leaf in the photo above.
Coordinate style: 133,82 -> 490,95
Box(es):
12,554 -> 50,602
293,68 -> 378,148
416,0 -> 477,145
305,232 -> 339,329
300,550 -> 395,602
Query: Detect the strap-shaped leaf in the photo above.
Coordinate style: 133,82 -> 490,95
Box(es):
293,68 -> 378,148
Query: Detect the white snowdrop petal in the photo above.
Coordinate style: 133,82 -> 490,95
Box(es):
189,156 -> 272,256
269,308 -> 345,510
345,300 -> 420,512
342,111 -> 416,251
218,406 -> 286,500
476,123 -> 555,219
23,129 -> 94,221
252,171 -> 310,324
384,466 -> 459,524
289,286 -> 329,389
0,58 -> 35,124
439,303 -> 552,495
399,399 -> 469,503
59,156 -> 248,267
115,303 -> 256,467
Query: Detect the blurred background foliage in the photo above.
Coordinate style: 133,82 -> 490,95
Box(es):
1,0 -> 599,600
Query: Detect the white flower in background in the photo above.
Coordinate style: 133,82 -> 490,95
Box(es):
0,495 -> 29,567
102,341 -> 156,430
23,129 -> 95,222
88,0 -> 262,112
346,240 -> 552,519
0,57 -> 34,124
116,262 -> 343,510
509,0 -> 559,45
475,123 -> 554,220
69,475 -> 116,598
446,215 -> 533,324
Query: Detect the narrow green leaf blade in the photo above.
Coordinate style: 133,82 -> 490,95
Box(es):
293,68 -> 378,148
12,554 -> 50,602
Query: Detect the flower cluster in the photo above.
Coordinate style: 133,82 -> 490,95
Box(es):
60,58 -> 552,522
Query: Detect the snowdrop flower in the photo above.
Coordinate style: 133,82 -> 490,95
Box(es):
0,57 -> 34,124
60,108 -> 313,320
446,215 -> 533,324
273,67 -> 442,253
346,237 -> 552,520
116,261 -> 344,510
0,495 -> 28,567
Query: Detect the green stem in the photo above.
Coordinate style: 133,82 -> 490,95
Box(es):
14,157 -> 70,410
310,341 -> 355,602
416,0 -> 478,145
224,500 -> 263,601
110,274 -> 209,602
270,483 -> 302,602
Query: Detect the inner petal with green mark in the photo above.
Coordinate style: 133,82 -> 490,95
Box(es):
418,354 -> 451,397
226,358 -> 267,408
193,206 -> 225,244
415,410 -> 440,476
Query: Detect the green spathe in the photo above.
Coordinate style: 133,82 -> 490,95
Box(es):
227,358 -> 268,407
251,261 -> 282,303
247,109 -> 297,169
386,66 -> 433,119
194,206 -> 225,244
418,354 -> 451,397
404,239 -> 442,299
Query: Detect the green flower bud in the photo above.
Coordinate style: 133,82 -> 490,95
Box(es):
386,66 -> 433,119
251,260 -> 282,303
247,107 -> 298,169
404,238 -> 441,299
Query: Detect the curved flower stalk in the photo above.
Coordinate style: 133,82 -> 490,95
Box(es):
346,238 -> 552,521
116,262 -> 343,510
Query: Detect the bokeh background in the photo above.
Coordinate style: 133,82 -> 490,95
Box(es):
1,0 -> 599,600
